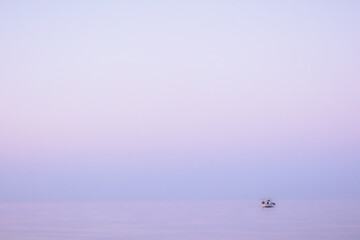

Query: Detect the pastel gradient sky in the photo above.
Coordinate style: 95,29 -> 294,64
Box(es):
1,0 -> 359,202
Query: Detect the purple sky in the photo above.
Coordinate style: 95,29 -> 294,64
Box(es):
1,0 -> 360,202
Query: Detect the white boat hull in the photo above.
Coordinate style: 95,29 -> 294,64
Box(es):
261,203 -> 275,208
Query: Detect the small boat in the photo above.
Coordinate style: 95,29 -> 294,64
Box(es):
261,199 -> 276,208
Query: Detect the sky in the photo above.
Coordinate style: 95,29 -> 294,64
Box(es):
0,0 -> 359,202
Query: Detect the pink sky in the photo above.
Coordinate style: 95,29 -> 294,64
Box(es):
1,0 -> 359,201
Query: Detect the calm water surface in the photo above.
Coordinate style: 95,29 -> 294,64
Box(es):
0,200 -> 359,240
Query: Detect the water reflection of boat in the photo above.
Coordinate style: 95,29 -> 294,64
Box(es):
261,199 -> 276,208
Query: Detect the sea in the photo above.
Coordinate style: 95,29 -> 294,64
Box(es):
0,200 -> 359,240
